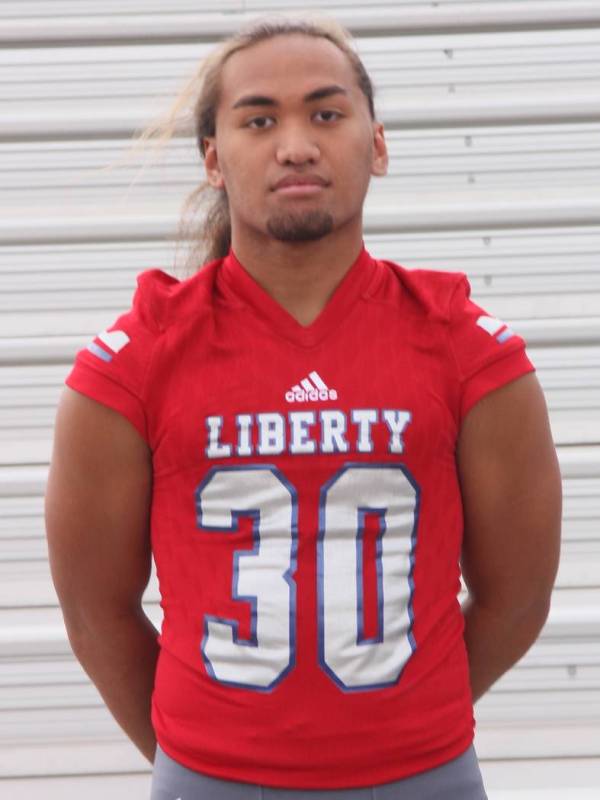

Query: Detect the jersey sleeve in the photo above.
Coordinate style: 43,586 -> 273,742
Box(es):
64,269 -> 168,444
447,274 -> 536,424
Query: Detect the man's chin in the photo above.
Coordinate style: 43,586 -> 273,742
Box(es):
266,210 -> 334,242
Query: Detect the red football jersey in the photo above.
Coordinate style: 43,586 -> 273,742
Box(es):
65,243 -> 535,788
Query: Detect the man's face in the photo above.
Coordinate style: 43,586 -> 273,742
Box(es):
203,34 -> 388,245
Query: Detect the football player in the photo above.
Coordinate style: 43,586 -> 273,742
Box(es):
45,15 -> 562,800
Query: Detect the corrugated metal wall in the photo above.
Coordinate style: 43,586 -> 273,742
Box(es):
1,2 -> 599,797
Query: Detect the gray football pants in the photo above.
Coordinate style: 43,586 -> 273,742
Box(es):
150,742 -> 488,799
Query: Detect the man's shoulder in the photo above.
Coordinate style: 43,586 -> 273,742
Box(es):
372,258 -> 468,324
133,257 -> 223,334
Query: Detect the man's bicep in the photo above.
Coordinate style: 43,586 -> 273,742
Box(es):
45,386 -> 154,636
456,371 -> 562,613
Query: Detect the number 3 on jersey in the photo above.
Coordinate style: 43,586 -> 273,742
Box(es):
195,464 -> 420,692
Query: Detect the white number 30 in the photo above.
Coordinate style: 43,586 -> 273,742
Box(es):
195,464 -> 420,692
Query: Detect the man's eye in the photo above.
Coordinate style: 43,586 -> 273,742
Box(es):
247,116 -> 275,129
315,110 -> 342,122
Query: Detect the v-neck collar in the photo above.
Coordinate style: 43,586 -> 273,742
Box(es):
217,242 -> 379,348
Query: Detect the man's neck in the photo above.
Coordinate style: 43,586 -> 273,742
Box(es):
229,228 -> 365,327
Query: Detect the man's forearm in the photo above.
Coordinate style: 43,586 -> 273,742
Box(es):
68,608 -> 160,763
462,595 -> 550,703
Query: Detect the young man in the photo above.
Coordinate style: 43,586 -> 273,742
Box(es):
45,17 -> 562,800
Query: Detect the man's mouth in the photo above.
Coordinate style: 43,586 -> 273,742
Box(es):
272,174 -> 329,192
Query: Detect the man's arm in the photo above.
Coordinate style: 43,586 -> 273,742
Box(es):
456,371 -> 562,703
45,386 -> 159,763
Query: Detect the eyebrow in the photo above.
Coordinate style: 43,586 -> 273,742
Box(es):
231,84 -> 348,110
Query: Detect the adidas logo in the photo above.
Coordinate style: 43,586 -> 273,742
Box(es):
476,315 -> 515,344
86,329 -> 130,363
285,371 -> 338,403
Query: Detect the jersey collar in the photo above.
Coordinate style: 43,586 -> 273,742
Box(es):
218,242 -> 379,348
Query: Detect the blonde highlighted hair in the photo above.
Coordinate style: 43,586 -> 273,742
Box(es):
106,13 -> 377,274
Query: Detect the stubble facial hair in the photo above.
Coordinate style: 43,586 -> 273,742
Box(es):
266,210 -> 334,242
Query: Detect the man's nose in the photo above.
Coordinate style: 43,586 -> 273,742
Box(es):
275,125 -> 320,165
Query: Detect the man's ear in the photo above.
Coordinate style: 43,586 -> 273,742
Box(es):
203,136 -> 225,189
371,122 -> 388,177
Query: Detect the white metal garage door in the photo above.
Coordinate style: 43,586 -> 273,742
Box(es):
1,2 -> 599,797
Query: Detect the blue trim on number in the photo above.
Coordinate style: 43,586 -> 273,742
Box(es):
317,462 -> 421,693
402,461 -> 420,660
195,464 -> 297,692
356,508 -> 386,645
405,465 -> 420,659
